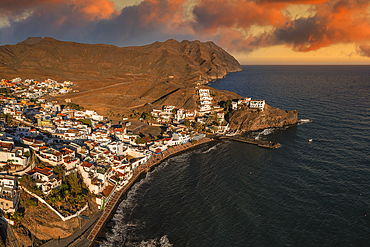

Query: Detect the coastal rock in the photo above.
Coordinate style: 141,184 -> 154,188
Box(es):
227,104 -> 298,132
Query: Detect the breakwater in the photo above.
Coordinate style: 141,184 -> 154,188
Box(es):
86,137 -> 214,246
219,136 -> 281,149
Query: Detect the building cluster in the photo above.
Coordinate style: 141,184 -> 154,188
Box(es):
1,78 -> 74,99
0,80 -> 267,219
0,96 -> 199,214
149,88 -> 265,135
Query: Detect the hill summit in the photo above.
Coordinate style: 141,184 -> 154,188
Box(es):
0,37 -> 242,83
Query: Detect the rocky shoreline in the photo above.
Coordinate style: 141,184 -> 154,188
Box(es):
227,104 -> 298,132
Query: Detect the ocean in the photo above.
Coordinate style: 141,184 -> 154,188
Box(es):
101,66 -> 370,247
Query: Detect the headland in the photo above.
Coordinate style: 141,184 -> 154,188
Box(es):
0,38 -> 297,247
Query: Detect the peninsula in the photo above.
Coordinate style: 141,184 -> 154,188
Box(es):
0,38 -> 297,247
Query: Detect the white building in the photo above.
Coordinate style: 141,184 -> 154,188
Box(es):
26,167 -> 62,195
0,174 -> 19,213
249,100 -> 265,111
171,132 -> 191,145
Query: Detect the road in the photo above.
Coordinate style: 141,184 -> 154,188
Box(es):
40,210 -> 102,247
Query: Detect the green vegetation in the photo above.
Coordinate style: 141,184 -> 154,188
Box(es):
19,175 -> 42,196
66,102 -> 84,111
141,112 -> 154,121
183,119 -> 191,127
78,118 -> 92,127
195,122 -> 203,131
191,139 -> 198,144
13,210 -> 24,223
135,137 -> 145,144
47,173 -> 88,213
130,110 -> 141,119
52,165 -> 65,180
27,198 -> 38,207
223,100 -> 232,112
0,113 -> 13,125
23,151 -> 30,157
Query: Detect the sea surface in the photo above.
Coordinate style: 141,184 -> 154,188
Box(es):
102,66 -> 370,247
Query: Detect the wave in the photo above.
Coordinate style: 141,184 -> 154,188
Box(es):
255,128 -> 275,140
100,162 -> 173,247
202,142 -> 222,153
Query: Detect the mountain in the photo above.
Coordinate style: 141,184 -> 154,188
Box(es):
0,37 -> 242,114
0,37 -> 242,84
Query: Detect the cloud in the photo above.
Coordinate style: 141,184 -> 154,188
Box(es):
0,0 -> 117,21
358,45 -> 370,57
0,0 -> 370,60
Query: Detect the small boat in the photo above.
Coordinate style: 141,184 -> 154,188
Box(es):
299,119 -> 312,124
309,139 -> 313,143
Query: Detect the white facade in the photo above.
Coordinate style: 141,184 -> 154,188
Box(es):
249,100 -> 265,111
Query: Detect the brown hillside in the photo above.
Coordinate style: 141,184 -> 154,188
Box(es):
0,37 -> 242,114
0,37 -> 241,84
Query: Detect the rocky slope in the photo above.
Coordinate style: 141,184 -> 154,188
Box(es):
227,104 -> 298,132
0,37 -> 242,115
13,192 -> 98,245
0,37 -> 242,84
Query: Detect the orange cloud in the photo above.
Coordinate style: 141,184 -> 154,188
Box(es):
192,0 -> 288,34
2,0 -> 370,60
187,0 -> 370,56
0,0 -> 117,21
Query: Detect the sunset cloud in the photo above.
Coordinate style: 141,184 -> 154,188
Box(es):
1,0 -> 370,61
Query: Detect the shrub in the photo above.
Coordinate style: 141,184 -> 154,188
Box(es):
78,118 -> 92,127
27,199 -> 38,207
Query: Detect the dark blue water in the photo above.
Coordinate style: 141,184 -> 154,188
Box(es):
102,66 -> 370,247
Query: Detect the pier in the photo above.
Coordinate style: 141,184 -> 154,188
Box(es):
219,136 -> 281,149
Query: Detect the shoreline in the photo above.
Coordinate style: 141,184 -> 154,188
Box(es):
86,137 -> 217,246
40,126 -> 289,247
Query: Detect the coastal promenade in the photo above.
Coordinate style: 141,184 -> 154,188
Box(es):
85,137 -> 214,246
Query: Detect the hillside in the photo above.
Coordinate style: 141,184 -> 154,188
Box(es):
0,37 -> 242,114
0,37 -> 241,84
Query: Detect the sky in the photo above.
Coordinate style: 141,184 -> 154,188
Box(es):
1,0 -> 370,65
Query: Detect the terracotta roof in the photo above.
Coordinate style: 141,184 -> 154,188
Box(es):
82,161 -> 94,168
101,184 -> 114,197
27,167 -> 53,176
53,152 -> 63,157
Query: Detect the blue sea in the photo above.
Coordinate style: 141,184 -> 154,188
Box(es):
102,66 -> 370,246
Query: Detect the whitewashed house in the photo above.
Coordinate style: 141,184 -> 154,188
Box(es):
249,100 -> 265,111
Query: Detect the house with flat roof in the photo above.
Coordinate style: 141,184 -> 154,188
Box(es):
0,174 -> 19,213
249,100 -> 266,111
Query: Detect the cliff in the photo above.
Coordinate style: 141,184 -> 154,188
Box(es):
227,104 -> 298,132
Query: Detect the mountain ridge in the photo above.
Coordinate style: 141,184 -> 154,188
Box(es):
0,37 -> 242,83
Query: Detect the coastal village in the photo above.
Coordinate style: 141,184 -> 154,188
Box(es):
0,77 -> 268,246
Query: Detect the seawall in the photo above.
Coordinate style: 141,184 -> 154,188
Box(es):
87,137 -> 216,246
